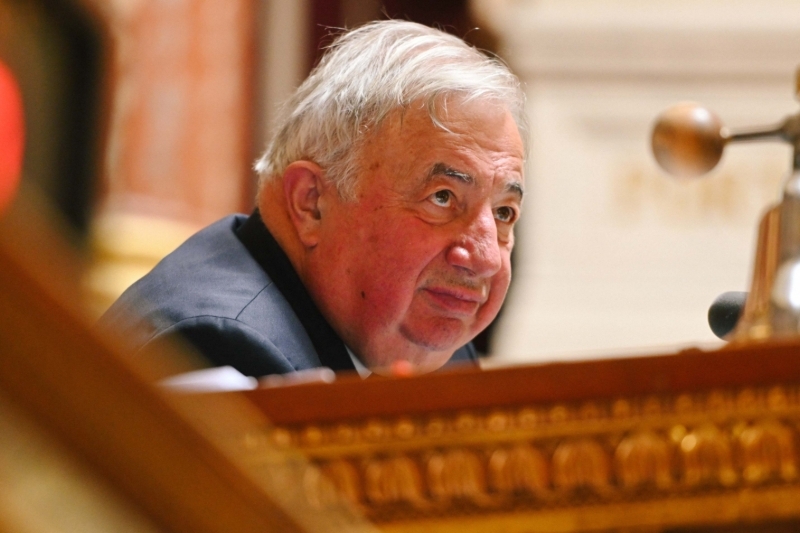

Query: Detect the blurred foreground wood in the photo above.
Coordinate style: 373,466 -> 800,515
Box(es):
0,200 -> 373,533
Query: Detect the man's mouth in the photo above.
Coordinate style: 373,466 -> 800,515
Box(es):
422,286 -> 486,316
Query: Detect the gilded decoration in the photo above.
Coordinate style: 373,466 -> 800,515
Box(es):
248,384 -> 800,527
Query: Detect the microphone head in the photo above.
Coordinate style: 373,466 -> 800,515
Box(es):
708,291 -> 747,339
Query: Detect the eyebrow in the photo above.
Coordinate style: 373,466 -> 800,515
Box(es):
506,181 -> 524,201
428,162 -> 524,201
429,162 -> 474,185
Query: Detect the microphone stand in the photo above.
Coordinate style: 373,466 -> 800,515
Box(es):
651,68 -> 800,342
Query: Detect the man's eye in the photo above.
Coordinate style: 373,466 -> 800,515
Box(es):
431,190 -> 453,207
495,206 -> 516,223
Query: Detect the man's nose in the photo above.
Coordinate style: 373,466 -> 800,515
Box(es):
445,207 -> 502,277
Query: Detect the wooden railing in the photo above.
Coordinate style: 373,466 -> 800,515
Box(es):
244,341 -> 800,532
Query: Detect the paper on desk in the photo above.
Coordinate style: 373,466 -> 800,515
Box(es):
160,366 -> 258,392
259,367 -> 336,387
159,365 -> 337,392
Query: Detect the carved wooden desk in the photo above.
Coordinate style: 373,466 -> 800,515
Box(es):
244,342 -> 800,532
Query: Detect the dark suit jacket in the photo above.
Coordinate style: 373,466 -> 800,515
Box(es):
99,212 -> 478,377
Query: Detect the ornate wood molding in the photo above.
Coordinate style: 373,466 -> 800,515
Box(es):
246,380 -> 800,531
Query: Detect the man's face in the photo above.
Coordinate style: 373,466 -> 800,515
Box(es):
305,100 -> 525,374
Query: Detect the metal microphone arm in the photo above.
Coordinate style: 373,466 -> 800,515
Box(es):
651,68 -> 800,342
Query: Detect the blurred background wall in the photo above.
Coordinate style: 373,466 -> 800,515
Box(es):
5,0 -> 800,364
475,0 -> 800,364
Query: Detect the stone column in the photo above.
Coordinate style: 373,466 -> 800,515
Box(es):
86,0 -> 258,315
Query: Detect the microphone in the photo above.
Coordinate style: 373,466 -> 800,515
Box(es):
708,291 -> 747,339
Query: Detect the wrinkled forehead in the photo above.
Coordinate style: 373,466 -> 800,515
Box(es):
359,97 -> 524,158
351,99 -> 524,198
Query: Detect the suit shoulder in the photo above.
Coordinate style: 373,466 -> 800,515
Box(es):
101,215 -> 271,332
142,315 -> 297,377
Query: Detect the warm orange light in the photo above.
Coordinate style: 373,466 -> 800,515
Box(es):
0,60 -> 24,215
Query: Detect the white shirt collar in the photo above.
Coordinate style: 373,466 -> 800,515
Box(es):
346,346 -> 372,378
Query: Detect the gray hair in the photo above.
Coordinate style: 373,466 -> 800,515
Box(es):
254,20 -> 527,199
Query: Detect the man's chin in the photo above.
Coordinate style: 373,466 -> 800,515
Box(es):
356,319 -> 476,375
358,334 -> 457,376
399,319 -> 469,352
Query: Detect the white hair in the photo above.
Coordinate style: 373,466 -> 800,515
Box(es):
254,20 -> 527,199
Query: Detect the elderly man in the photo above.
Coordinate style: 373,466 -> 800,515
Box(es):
101,20 -> 527,377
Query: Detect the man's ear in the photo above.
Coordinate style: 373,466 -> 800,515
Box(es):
282,161 -> 327,248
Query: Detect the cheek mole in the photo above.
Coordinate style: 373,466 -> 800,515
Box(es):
361,291 -> 366,299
